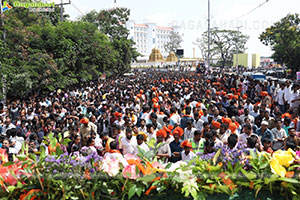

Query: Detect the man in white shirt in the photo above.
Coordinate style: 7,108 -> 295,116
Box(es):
1,117 -> 16,136
244,100 -> 254,113
238,124 -> 258,146
276,83 -> 286,113
284,81 -> 292,108
169,107 -> 180,127
271,119 -> 287,141
138,119 -> 147,133
220,125 -> 232,144
289,84 -> 300,109
8,128 -> 23,154
200,109 -> 209,123
133,134 -> 150,155
193,112 -> 204,131
184,120 -> 197,141
120,127 -> 137,155
146,124 -> 156,142
181,141 -> 196,162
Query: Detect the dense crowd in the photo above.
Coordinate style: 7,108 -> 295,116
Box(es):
0,70 -> 299,164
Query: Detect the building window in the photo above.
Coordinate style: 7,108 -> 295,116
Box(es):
153,38 -> 155,44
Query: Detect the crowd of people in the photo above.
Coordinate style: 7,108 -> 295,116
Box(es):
0,70 -> 300,164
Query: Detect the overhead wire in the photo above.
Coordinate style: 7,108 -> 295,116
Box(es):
71,2 -> 85,16
218,0 -> 270,27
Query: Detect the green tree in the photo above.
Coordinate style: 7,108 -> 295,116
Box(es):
112,38 -> 139,75
195,29 -> 249,67
97,7 -> 130,40
0,2 -> 138,99
164,30 -> 183,54
95,7 -> 139,75
260,13 -> 300,73
80,10 -> 99,27
27,21 -> 115,90
0,5 -> 117,98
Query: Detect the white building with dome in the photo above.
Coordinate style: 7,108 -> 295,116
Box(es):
126,20 -> 180,60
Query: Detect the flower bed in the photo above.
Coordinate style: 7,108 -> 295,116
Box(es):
0,134 -> 299,200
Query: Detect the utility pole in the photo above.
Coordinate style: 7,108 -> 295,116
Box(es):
235,26 -> 242,74
207,0 -> 210,71
58,0 -> 71,22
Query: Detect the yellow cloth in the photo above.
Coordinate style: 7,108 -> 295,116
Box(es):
105,137 -> 114,153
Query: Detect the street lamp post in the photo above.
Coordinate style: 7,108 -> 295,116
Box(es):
207,0 -> 210,71
235,26 -> 242,74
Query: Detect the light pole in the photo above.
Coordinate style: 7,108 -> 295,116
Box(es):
58,0 -> 71,22
207,0 -> 210,71
235,26 -> 242,74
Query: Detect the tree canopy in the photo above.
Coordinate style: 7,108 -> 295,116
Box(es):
164,30 -> 183,54
260,13 -> 300,73
0,2 -> 138,99
195,29 -> 249,67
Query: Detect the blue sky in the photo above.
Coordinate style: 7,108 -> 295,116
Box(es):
58,0 -> 299,58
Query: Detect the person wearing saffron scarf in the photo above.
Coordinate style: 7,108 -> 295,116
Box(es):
155,129 -> 171,162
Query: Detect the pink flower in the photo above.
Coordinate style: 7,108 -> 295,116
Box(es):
295,150 -> 300,163
5,173 -> 17,186
102,157 -> 120,177
152,162 -> 164,170
122,165 -> 139,179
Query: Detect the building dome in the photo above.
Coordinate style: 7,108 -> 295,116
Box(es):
166,51 -> 178,62
149,48 -> 163,62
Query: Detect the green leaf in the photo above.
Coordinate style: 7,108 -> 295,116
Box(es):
7,186 -> 16,192
137,174 -> 156,182
128,185 -> 136,199
191,188 -> 198,199
147,138 -> 156,149
16,155 -> 28,161
259,161 -> 269,170
29,153 -> 36,162
227,162 -> 233,173
255,185 -> 262,197
278,178 -> 300,184
213,149 -> 221,165
2,161 -> 15,166
135,186 -> 142,197
241,169 -> 256,180
62,138 -> 71,146
233,163 -> 242,175
55,146 -> 63,156
39,145 -> 46,160
249,149 -> 257,160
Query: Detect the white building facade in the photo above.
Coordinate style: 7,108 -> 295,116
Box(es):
126,20 -> 179,59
